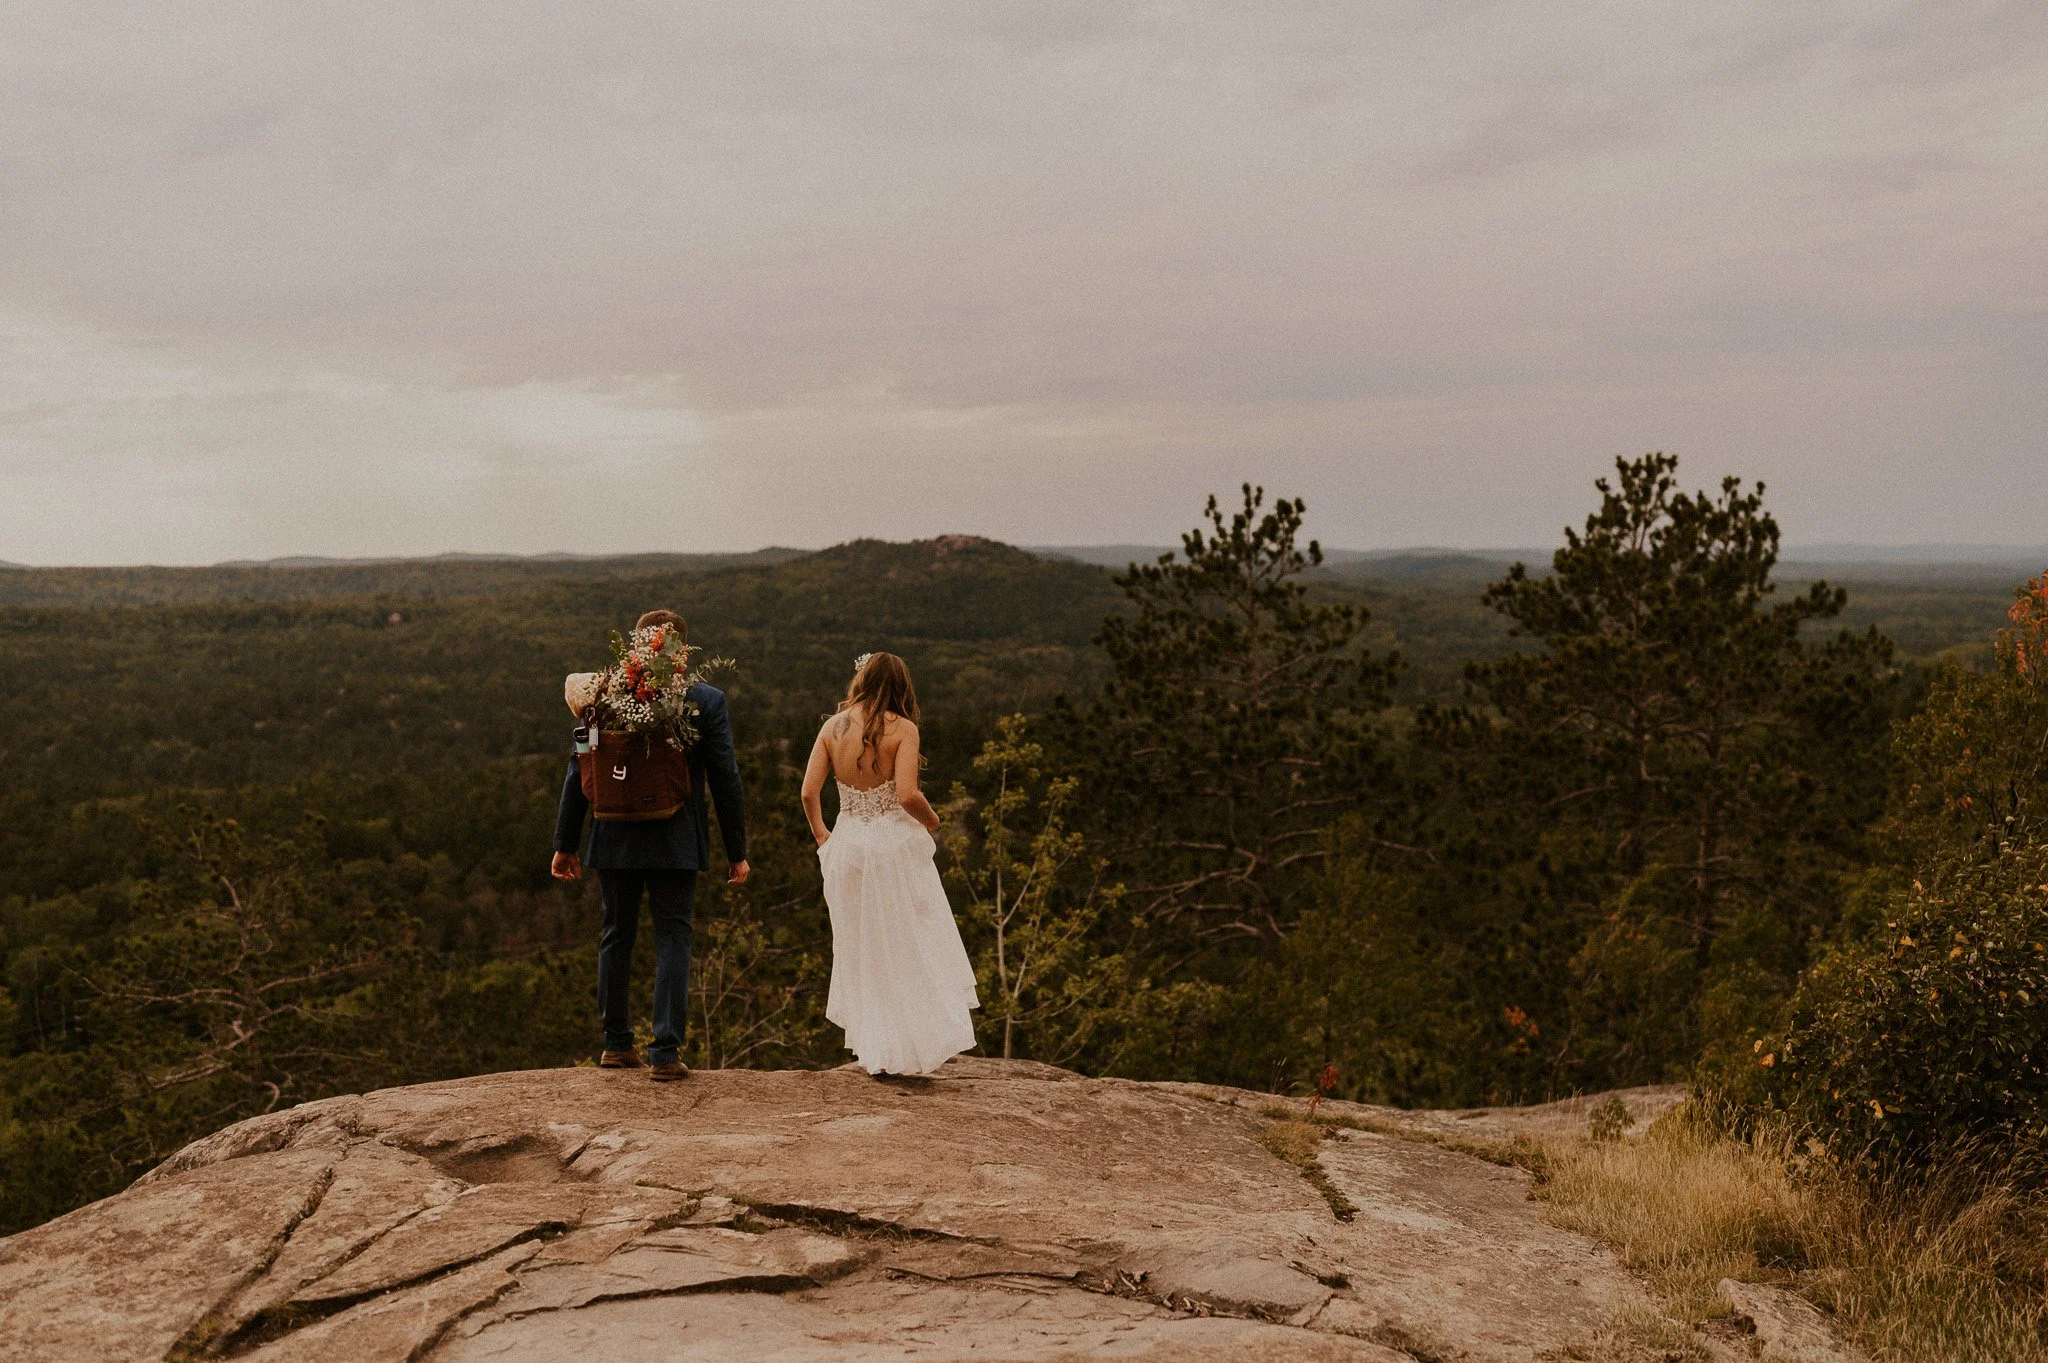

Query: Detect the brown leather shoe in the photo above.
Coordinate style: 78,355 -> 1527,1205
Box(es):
649,1061 -> 690,1082
598,1049 -> 644,1069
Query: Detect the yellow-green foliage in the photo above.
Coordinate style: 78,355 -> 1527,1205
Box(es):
1772,845 -> 2048,1163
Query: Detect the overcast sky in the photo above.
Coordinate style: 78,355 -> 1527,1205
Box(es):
3,2 -> 2044,565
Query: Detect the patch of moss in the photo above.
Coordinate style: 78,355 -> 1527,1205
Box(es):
1259,1117 -> 1357,1222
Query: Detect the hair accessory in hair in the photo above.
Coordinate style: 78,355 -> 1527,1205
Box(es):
853,652 -> 874,674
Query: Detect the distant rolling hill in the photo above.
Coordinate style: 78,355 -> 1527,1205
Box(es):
1033,541 -> 2047,593
0,548 -> 810,608
213,549 -> 812,569
0,535 -> 1128,809
1779,543 -> 2048,565
1777,554 -> 2048,588
0,536 -> 2028,698
1030,543 -> 1532,584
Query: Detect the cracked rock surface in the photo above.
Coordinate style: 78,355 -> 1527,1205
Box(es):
0,1059 -> 1670,1361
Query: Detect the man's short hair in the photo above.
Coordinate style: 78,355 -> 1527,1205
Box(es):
635,609 -> 686,641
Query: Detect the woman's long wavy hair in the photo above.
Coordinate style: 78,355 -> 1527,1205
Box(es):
839,652 -> 920,770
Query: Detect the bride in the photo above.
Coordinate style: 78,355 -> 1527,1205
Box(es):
801,652 -> 980,1075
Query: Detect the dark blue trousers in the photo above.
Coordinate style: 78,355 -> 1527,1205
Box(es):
597,869 -> 697,1066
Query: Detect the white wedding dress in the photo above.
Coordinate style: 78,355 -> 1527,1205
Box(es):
820,778 -> 980,1074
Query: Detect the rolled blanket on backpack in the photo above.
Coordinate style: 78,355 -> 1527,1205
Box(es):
565,671 -> 602,716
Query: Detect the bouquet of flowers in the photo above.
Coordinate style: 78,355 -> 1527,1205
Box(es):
565,623 -> 732,751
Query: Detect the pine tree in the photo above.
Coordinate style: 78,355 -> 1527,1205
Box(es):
1059,486 -> 1397,947
1449,453 -> 1896,1084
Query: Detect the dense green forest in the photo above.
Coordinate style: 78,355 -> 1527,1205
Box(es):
0,460 -> 2038,1234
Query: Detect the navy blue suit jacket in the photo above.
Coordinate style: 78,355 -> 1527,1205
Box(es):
553,682 -> 748,872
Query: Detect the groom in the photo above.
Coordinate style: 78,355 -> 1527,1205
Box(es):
550,609 -> 750,1081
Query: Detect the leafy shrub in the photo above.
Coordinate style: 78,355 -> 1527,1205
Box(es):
1770,843 -> 2048,1165
1587,1094 -> 1634,1142
1762,576 -> 2048,1168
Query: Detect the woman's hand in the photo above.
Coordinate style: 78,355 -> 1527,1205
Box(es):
800,727 -> 832,853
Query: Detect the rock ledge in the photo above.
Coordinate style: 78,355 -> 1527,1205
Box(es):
0,1060 -> 1683,1361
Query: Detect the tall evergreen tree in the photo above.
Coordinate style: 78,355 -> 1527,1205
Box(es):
1059,486 -> 1398,947
1446,453 -> 1896,1085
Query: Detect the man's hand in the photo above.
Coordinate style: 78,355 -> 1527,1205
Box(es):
726,859 -> 752,886
550,852 -> 582,881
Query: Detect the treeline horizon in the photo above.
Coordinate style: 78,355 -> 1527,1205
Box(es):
9,535 -> 2048,573
0,455 -> 2042,1235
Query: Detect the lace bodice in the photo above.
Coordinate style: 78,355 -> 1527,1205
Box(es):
836,779 -> 902,822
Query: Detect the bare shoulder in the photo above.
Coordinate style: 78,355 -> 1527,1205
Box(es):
887,714 -> 919,739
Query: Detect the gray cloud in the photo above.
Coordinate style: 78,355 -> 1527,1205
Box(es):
1,0 -> 2043,563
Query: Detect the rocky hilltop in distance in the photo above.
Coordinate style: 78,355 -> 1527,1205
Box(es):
0,1061 -> 1700,1361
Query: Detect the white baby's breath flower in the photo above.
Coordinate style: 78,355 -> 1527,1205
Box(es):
576,639 -> 733,750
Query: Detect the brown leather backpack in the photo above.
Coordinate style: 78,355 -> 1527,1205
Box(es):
578,729 -> 692,822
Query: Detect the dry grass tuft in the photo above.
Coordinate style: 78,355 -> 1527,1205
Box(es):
1797,1159 -> 2048,1363
1538,1107 -> 1807,1322
1259,1117 -> 1358,1222
1571,1308 -> 1715,1363
1261,1116 -> 1326,1166
1535,1103 -> 2048,1363
1259,1104 -> 1546,1174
